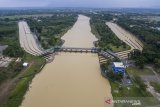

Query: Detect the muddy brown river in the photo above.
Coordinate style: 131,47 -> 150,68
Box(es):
20,15 -> 112,107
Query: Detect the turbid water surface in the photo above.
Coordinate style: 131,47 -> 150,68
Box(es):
20,15 -> 112,107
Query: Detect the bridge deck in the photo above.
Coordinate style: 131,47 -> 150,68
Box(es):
41,47 -> 133,60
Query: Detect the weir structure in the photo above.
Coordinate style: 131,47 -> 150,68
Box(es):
42,46 -> 136,62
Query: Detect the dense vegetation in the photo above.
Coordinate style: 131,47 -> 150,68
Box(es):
0,20 -> 24,84
27,13 -> 77,49
116,14 -> 160,70
0,21 -> 24,57
87,14 -> 130,52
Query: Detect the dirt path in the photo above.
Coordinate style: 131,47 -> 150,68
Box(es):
0,62 -> 33,105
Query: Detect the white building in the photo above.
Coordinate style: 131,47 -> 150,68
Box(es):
23,62 -> 29,67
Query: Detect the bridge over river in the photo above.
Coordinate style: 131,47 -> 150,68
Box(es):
53,47 -> 99,53
41,46 -> 133,61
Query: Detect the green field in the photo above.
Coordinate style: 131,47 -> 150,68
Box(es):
102,63 -> 159,106
127,67 -> 155,76
110,79 -> 159,107
150,81 -> 160,93
107,44 -> 130,52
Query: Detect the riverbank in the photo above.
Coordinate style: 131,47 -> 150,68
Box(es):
1,53 -> 46,107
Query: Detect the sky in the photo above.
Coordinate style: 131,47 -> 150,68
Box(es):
0,0 -> 159,8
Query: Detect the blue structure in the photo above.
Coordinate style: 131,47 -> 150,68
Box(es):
112,62 -> 125,74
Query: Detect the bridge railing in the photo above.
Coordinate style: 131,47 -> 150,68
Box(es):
41,46 -> 127,61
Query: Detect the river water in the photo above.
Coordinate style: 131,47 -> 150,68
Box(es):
20,15 -> 112,107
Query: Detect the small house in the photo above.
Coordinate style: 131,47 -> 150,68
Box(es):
23,62 -> 29,67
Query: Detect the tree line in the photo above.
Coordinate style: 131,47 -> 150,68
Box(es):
117,15 -> 160,70
87,13 -> 128,52
0,21 -> 24,57
27,13 -> 78,49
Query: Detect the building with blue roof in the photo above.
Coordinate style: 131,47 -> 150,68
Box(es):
112,62 -> 125,74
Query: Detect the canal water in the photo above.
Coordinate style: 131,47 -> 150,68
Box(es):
20,15 -> 112,107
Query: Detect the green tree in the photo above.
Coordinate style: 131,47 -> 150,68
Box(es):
135,56 -> 146,69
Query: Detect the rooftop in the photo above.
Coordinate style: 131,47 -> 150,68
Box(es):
23,62 -> 29,67
113,62 -> 125,68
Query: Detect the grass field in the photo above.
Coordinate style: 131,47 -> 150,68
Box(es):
127,67 -> 155,76
110,80 -> 160,107
110,81 -> 152,97
107,66 -> 159,107
108,44 -> 130,52
150,81 -> 160,93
